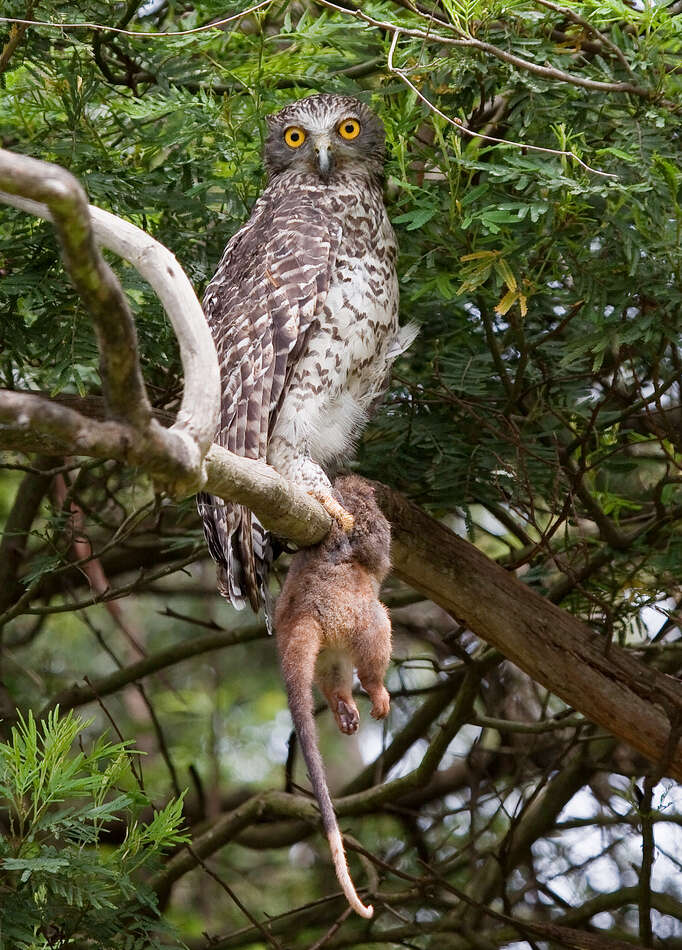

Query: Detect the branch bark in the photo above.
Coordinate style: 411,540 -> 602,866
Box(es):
0,456 -> 56,614
0,389 -> 330,546
373,483 -> 682,782
0,147 -> 220,490
0,390 -> 201,490
0,150 -> 152,429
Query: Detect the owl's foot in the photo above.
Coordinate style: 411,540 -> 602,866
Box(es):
311,491 -> 355,533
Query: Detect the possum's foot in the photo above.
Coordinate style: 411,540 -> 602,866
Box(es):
369,685 -> 390,721
311,492 -> 355,533
332,694 -> 360,734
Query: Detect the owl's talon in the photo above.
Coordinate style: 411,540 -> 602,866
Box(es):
311,492 -> 355,533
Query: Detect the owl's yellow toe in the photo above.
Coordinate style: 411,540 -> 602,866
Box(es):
311,492 -> 355,533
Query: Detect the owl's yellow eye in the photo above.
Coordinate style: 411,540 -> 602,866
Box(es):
338,118 -> 361,140
284,126 -> 306,148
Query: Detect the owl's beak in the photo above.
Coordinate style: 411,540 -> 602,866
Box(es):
314,136 -> 335,181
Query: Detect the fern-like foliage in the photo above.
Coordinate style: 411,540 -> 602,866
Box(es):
0,708 -> 188,949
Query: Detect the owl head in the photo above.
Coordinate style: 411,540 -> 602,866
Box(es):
264,94 -> 386,183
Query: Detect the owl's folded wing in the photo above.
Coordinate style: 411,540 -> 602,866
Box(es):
197,192 -> 341,614
203,192 -> 341,461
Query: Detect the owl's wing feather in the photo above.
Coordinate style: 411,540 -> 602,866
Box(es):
198,191 -> 341,618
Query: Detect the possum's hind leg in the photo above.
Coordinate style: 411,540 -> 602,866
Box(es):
355,604 -> 392,721
316,648 -> 359,735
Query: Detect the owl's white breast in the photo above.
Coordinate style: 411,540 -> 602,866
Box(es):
273,186 -> 400,467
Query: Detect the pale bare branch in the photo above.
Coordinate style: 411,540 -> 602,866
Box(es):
0,389 -> 330,547
0,169 -> 219,460
0,150 -> 152,429
0,390 -> 201,489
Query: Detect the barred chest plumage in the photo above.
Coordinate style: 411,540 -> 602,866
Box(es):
266,169 -> 399,469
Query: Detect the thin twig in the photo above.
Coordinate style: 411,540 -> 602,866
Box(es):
136,680 -> 182,798
316,0 -> 658,102
387,31 -> 616,177
185,844 -> 284,950
471,713 -> 585,734
83,675 -> 145,793
420,859 -> 645,950
306,906 -> 352,950
0,2 -> 274,38
637,777 -> 655,947
1,0 -> 663,108
2,548 -> 205,623
533,0 -> 634,75
40,620 -> 266,717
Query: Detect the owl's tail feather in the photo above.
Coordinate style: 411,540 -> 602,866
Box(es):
388,320 -> 420,360
197,492 -> 248,609
251,514 -> 274,634
197,493 -> 273,629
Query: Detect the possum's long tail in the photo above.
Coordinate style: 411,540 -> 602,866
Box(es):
282,643 -> 373,919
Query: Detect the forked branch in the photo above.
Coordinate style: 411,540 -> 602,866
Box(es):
0,147 -> 220,494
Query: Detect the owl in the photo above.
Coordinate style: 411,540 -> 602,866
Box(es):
197,93 -> 414,622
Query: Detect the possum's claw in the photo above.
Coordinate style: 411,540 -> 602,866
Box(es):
369,686 -> 390,720
311,491 -> 355,533
333,695 -> 360,734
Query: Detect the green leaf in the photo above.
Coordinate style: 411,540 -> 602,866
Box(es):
393,207 -> 438,230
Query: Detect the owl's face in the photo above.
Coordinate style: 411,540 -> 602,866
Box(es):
264,94 -> 385,183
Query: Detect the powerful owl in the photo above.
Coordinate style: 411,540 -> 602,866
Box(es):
197,93 -> 413,621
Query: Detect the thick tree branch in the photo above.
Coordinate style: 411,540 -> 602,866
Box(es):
2,396 -> 680,779
0,390 -> 201,490
0,457 -> 56,614
373,483 -> 682,782
204,445 -> 330,545
0,147 -> 220,478
0,389 -> 330,546
0,390 -> 329,544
